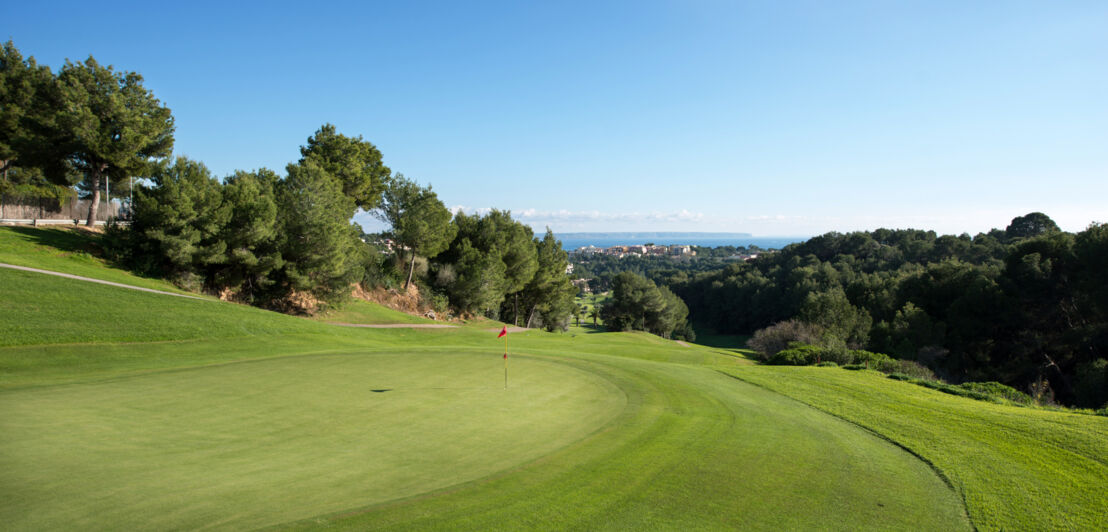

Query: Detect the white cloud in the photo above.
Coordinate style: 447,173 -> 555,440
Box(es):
448,205 -> 493,216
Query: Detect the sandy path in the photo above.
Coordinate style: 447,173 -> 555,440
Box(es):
675,340 -> 691,347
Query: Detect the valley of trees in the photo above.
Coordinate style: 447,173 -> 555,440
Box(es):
671,214 -> 1108,409
1,42 -> 577,330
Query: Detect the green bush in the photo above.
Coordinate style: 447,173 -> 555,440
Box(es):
958,381 -> 1033,406
851,350 -> 891,365
815,361 -> 839,367
891,360 -> 936,380
768,343 -> 821,365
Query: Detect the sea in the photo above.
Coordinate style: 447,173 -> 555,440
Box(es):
554,233 -> 808,251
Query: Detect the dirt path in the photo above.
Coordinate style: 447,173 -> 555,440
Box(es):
1,262 -> 208,300
675,340 -> 691,347
490,326 -> 529,334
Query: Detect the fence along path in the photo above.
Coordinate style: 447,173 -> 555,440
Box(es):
0,197 -> 121,222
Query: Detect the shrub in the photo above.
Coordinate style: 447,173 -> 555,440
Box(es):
891,360 -> 936,380
873,359 -> 901,373
819,345 -> 856,365
747,320 -> 823,361
851,350 -> 892,366
768,343 -> 821,366
959,382 -> 1033,406
815,361 -> 839,367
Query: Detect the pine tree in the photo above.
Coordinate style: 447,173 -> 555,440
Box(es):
56,56 -> 174,225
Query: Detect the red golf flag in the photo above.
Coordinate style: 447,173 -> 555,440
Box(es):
498,326 -> 507,338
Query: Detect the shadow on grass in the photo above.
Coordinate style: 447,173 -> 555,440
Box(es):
691,321 -> 753,355
7,225 -> 101,255
3,225 -> 173,285
568,324 -> 607,334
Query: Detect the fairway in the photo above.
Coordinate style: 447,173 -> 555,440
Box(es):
0,352 -> 623,530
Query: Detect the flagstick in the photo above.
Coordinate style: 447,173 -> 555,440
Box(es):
503,332 -> 508,390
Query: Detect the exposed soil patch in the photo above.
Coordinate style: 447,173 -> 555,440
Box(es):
352,283 -> 442,320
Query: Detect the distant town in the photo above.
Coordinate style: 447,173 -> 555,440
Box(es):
570,243 -> 761,261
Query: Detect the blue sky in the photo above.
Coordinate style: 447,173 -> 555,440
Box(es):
5,1 -> 1106,236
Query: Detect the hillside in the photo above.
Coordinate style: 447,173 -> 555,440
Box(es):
2,226 -> 1105,530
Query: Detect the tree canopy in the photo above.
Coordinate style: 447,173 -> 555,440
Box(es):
299,123 -> 389,210
376,175 -> 456,289
56,56 -> 174,224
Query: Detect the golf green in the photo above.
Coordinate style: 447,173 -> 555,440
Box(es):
0,352 -> 624,530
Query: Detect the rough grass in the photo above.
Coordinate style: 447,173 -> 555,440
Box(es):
721,366 -> 1108,531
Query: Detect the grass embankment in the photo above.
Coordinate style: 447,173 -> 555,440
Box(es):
722,366 -> 1108,531
0,226 -> 196,295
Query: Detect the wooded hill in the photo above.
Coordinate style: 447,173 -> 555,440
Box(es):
671,213 -> 1108,408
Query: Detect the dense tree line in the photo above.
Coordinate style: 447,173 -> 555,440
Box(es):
3,42 -> 577,328
673,214 -> 1108,408
108,127 -> 382,310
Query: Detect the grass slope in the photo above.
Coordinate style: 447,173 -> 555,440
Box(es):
723,366 -> 1108,531
1,268 -> 319,348
0,226 -> 195,295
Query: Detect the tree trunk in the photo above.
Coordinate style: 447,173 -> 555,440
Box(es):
526,305 -> 537,329
404,250 -> 417,290
85,166 -> 103,226
513,294 -> 519,326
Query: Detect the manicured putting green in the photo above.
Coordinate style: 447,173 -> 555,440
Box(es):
0,352 -> 624,530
